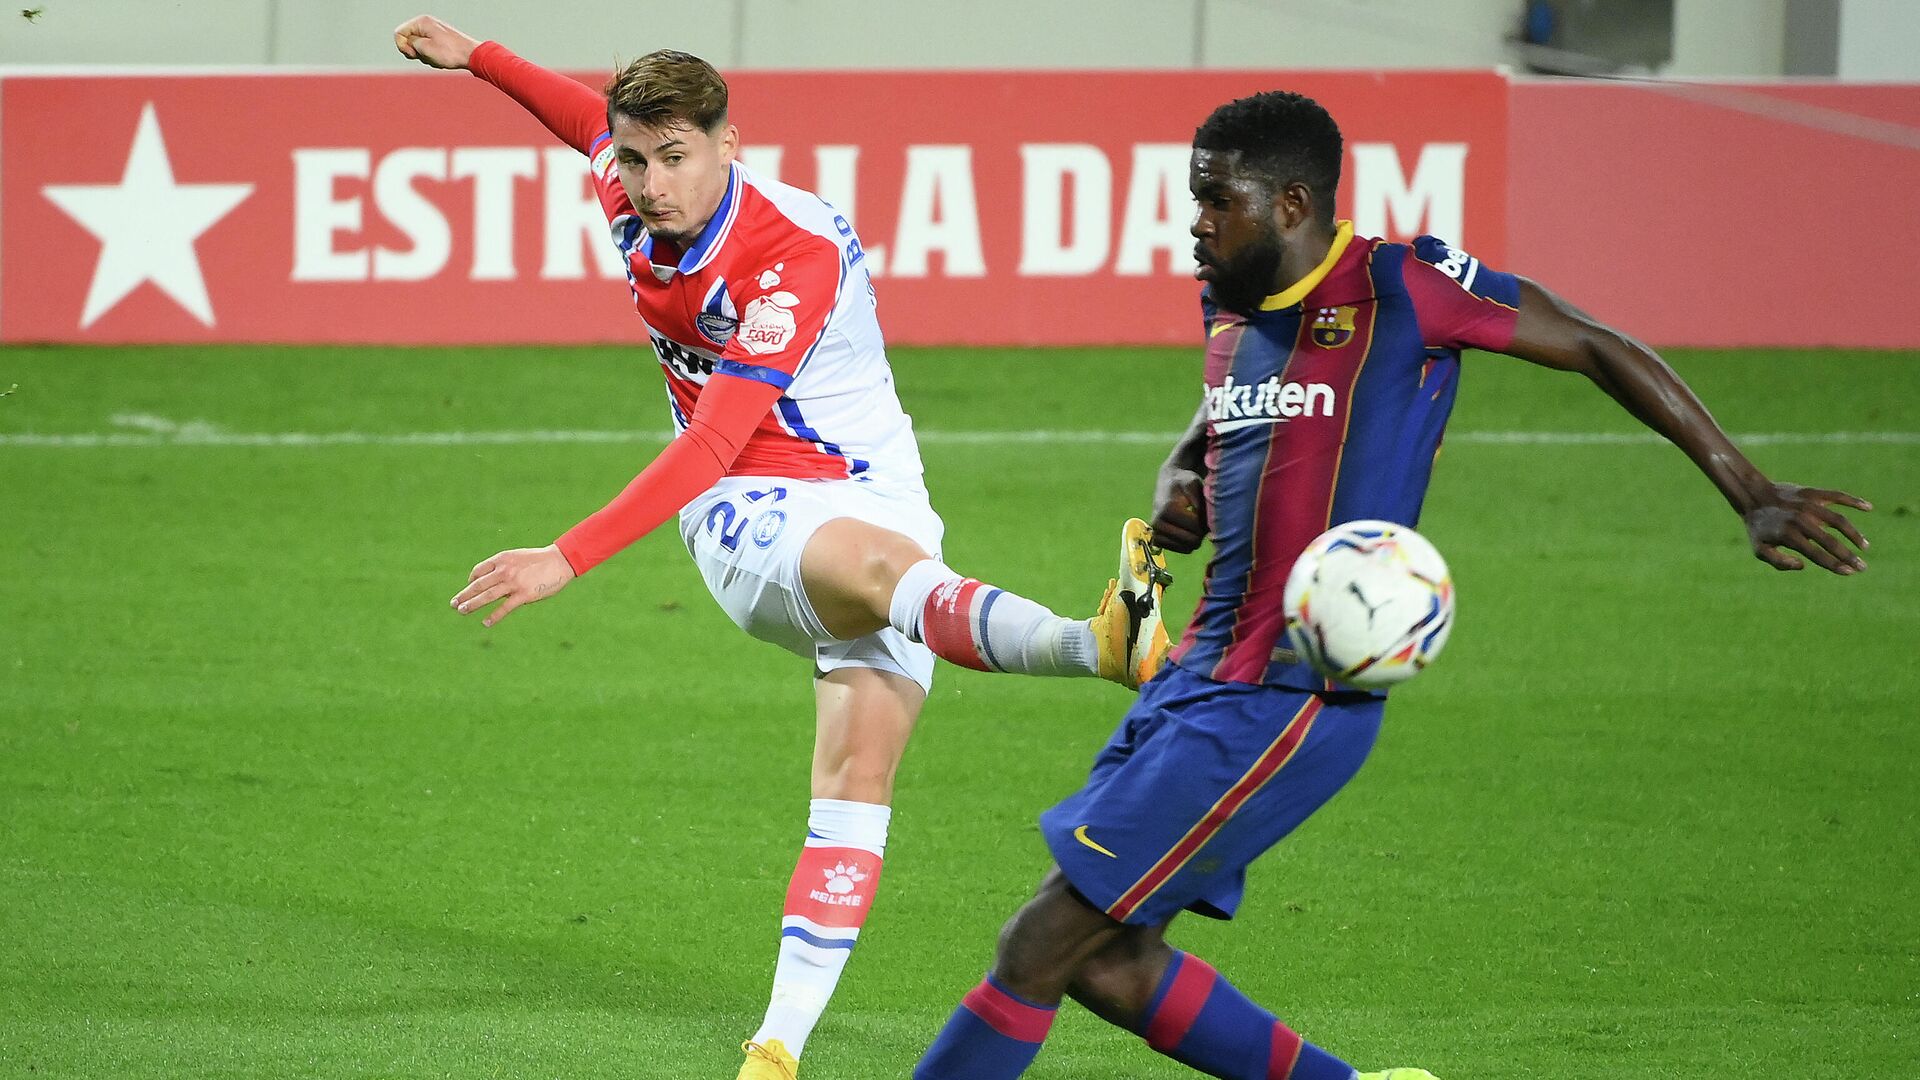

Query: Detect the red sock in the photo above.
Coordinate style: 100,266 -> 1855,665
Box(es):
921,578 -> 1001,672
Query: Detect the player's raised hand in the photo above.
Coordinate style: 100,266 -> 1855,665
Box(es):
1744,482 -> 1871,575
451,545 -> 576,627
1151,467 -> 1209,554
394,14 -> 480,70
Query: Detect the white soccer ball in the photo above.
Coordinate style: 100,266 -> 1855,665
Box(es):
1282,520 -> 1455,689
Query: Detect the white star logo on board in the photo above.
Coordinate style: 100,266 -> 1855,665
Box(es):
42,103 -> 253,329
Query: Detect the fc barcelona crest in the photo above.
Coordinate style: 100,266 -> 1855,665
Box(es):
1311,306 -> 1357,348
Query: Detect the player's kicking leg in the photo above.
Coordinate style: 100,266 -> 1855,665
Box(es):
801,515 -> 1171,690
740,665 -> 922,1079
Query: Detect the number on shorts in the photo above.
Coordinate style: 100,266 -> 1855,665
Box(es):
705,501 -> 746,551
705,487 -> 787,551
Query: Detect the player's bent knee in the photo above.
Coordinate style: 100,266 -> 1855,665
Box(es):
1068,931 -> 1173,1024
989,877 -> 1120,999
990,914 -> 1061,997
859,529 -> 933,600
810,518 -> 930,595
800,518 -> 933,638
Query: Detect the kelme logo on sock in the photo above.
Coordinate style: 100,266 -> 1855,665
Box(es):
811,861 -> 869,905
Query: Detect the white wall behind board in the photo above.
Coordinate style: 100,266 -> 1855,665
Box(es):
1200,0 -> 1516,69
8,0 -> 1875,77
1836,0 -> 1920,78
1,0 -> 273,65
3,0 -> 1528,69
277,0 -> 740,69
1671,0 -> 1788,76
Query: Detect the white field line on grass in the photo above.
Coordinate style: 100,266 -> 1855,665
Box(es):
0,424 -> 1916,449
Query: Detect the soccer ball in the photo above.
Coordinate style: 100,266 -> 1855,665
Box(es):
1282,520 -> 1455,689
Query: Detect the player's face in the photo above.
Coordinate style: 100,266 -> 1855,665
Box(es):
1189,149 -> 1284,316
611,114 -> 740,246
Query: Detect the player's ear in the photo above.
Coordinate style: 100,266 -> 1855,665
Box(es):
716,122 -> 740,163
1275,181 -> 1314,233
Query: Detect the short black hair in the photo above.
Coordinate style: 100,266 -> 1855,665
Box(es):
1194,91 -> 1344,222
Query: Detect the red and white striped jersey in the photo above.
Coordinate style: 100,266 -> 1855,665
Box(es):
588,147 -> 924,488
468,41 -> 930,573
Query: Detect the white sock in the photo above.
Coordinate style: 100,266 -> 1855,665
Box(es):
751,799 -> 891,1059
887,558 -> 957,641
887,558 -> 1098,676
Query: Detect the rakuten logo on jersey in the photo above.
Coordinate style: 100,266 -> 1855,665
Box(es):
1206,375 -> 1336,432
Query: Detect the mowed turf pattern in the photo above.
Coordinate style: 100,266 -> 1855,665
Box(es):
1,346 -> 1915,1080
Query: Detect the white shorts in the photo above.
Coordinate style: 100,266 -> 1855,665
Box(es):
678,475 -> 946,692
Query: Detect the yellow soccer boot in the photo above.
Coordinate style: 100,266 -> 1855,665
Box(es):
1090,518 -> 1172,689
737,1038 -> 798,1080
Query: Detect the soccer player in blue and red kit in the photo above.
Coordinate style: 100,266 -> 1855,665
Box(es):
914,92 -> 1872,1080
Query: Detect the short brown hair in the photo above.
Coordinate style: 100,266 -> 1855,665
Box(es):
606,50 -> 729,133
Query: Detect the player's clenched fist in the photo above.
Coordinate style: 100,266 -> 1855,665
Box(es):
394,14 -> 480,70
451,545 -> 576,628
1151,467 -> 1209,554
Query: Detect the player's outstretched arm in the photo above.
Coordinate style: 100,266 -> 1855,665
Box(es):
1151,398 -> 1210,554
393,14 -> 479,70
1501,278 -> 1871,575
448,375 -> 782,627
394,14 -> 608,155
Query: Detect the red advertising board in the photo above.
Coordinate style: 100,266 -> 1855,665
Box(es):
1508,79 -> 1920,350
0,69 -> 1506,346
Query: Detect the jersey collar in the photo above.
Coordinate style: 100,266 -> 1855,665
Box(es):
637,162 -> 744,279
1259,219 -> 1354,311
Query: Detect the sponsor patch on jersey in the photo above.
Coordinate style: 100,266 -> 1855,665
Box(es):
1415,236 -> 1481,290
751,509 -> 788,548
738,291 -> 801,356
1206,374 -> 1337,431
591,144 -> 617,178
696,311 -> 738,344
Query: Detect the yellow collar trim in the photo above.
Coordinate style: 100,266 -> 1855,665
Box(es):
1260,220 -> 1354,311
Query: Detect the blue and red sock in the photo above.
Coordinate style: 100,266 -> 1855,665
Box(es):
1137,951 -> 1356,1080
914,974 -> 1057,1080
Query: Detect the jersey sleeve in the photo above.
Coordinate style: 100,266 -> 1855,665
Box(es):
469,42 -> 633,235
711,233 -> 845,392
1403,235 -> 1522,352
552,373 -> 785,576
468,41 -> 610,156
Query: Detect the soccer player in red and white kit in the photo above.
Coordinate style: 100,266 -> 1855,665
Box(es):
394,15 -> 1171,1079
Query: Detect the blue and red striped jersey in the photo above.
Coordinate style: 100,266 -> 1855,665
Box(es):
1169,222 -> 1521,690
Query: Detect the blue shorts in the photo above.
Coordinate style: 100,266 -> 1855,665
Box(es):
1039,665 -> 1384,926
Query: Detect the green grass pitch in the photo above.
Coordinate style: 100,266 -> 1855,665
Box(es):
2,344 -> 1916,1079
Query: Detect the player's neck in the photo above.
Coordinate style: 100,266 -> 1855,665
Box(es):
1271,222 -> 1339,297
